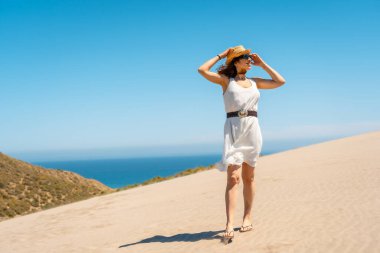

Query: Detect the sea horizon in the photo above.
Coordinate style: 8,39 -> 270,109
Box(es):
11,133 -> 366,189
28,135 -> 361,189
32,151 -> 279,189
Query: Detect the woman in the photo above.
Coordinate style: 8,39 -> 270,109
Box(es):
197,45 -> 286,240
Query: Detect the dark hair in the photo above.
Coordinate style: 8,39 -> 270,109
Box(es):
216,55 -> 245,78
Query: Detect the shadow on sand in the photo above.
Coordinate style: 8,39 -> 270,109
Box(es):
118,228 -> 237,248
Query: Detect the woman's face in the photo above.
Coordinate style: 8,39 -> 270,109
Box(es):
234,55 -> 252,72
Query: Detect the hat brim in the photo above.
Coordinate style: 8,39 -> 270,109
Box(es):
225,49 -> 251,65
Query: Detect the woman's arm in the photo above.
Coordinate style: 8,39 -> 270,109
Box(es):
197,48 -> 231,85
250,53 -> 286,89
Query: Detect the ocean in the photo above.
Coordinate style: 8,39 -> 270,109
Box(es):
32,151 -> 281,189
33,154 -> 223,189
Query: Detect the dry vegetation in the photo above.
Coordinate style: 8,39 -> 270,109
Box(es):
116,163 -> 215,191
0,152 -> 115,221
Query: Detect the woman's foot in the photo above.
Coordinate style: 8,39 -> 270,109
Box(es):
239,224 -> 253,232
223,224 -> 235,238
240,219 -> 254,232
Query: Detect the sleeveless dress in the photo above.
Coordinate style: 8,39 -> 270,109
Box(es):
215,77 -> 263,172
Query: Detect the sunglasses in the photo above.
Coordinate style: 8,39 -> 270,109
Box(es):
240,54 -> 253,60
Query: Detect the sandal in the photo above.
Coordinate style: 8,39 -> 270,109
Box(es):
223,228 -> 235,239
239,224 -> 253,232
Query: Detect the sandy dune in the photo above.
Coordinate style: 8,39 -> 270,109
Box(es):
0,130 -> 379,253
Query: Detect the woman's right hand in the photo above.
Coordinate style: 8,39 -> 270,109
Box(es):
219,48 -> 233,58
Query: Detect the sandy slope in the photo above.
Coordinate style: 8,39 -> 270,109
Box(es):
0,130 -> 379,253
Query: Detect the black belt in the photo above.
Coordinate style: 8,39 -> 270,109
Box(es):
227,110 -> 257,118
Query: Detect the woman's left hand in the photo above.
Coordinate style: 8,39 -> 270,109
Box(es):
250,53 -> 266,67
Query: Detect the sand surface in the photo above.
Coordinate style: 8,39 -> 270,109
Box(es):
0,131 -> 379,253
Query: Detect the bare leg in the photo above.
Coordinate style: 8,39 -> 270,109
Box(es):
224,164 -> 242,237
241,162 -> 255,228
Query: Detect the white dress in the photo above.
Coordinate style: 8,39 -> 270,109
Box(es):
215,77 -> 263,172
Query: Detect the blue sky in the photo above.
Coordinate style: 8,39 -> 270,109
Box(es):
1,0 -> 379,162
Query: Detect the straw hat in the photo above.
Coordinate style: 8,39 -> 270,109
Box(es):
225,45 -> 251,65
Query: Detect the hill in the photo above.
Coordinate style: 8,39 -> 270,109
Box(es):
0,152 -> 116,221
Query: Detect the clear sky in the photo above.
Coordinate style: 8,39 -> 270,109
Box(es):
1,0 -> 379,162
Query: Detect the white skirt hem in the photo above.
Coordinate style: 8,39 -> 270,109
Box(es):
214,151 -> 258,172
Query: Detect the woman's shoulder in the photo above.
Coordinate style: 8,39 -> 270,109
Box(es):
220,74 -> 231,85
248,77 -> 258,85
220,74 -> 231,92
